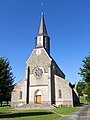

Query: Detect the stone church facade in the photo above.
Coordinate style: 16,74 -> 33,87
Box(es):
11,13 -> 79,108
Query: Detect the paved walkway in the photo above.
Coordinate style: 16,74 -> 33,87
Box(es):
61,105 -> 90,120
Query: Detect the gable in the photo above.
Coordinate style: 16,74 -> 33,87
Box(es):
26,48 -> 52,73
14,78 -> 25,89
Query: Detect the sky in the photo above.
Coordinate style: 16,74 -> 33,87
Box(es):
0,0 -> 90,84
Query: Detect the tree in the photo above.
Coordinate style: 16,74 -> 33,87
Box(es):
0,57 -> 14,106
77,81 -> 85,96
79,54 -> 90,102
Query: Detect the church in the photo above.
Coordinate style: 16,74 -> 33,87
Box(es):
11,13 -> 79,108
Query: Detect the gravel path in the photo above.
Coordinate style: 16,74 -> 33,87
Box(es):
61,105 -> 90,120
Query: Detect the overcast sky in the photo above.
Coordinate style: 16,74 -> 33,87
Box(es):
0,0 -> 90,84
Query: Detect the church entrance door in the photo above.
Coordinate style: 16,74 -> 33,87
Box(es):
35,90 -> 42,104
36,95 -> 42,104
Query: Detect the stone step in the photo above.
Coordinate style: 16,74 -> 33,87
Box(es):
16,103 -> 55,110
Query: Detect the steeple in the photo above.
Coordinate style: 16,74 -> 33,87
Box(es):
35,12 -> 50,55
38,12 -> 48,36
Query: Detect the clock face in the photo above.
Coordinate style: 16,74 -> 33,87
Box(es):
33,67 -> 44,79
36,49 -> 41,55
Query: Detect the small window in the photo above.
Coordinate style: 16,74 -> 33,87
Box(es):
45,37 -> 47,48
39,37 -> 41,41
53,66 -> 56,73
58,89 -> 62,98
19,91 -> 22,99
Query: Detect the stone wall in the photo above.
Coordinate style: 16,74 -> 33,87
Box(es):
29,73 -> 51,104
11,47 -> 76,108
54,75 -> 73,107
11,78 -> 27,107
26,48 -> 52,104
26,48 -> 51,73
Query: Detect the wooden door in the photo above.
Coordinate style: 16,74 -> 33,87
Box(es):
36,95 -> 42,104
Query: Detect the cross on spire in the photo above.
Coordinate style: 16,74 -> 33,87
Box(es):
41,2 -> 44,13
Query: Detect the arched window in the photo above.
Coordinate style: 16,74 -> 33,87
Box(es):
58,89 -> 62,98
19,91 -> 22,99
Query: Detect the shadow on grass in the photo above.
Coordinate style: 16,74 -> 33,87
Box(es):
0,105 -> 10,107
0,111 -> 53,118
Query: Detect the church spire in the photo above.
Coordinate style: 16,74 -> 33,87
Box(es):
35,12 -> 50,55
38,12 -> 48,36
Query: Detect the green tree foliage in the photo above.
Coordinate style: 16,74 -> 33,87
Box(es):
79,54 -> 90,102
0,57 -> 14,106
77,81 -> 85,96
79,54 -> 90,82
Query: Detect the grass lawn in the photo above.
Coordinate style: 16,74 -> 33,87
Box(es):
0,106 -> 80,120
0,106 -> 60,120
54,107 -> 80,115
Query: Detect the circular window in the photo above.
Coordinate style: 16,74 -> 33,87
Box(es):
33,67 -> 44,79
